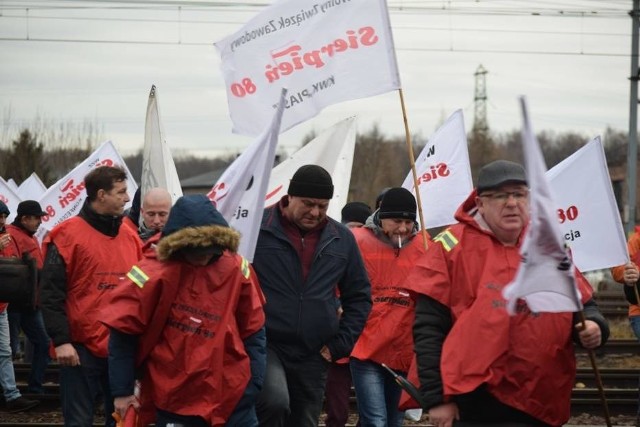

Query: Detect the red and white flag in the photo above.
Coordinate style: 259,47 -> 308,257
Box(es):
263,116 -> 357,221
35,141 -> 137,243
503,97 -> 582,314
215,0 -> 400,136
547,137 -> 628,272
0,177 -> 22,223
209,89 -> 287,261
141,85 -> 182,204
401,110 -> 472,228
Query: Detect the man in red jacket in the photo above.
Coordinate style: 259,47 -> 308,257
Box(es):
40,166 -> 142,427
0,200 -> 40,412
104,194 -> 266,427
407,160 -> 609,427
6,200 -> 51,395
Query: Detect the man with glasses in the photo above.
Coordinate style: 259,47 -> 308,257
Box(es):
406,160 -> 608,427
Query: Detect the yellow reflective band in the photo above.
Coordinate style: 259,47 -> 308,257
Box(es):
241,258 -> 251,279
127,265 -> 149,289
433,230 -> 459,252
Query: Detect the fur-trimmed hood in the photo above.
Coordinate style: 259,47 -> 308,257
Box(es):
156,224 -> 239,261
155,194 -> 238,261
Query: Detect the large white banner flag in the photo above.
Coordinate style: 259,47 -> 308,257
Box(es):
264,116 -> 357,221
17,172 -> 47,201
503,97 -> 582,314
401,110 -> 473,229
209,89 -> 287,261
215,0 -> 400,136
0,177 -> 22,223
36,141 -> 137,242
547,137 -> 628,272
141,85 -> 183,204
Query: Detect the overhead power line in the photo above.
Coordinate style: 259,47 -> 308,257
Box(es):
0,0 -> 630,17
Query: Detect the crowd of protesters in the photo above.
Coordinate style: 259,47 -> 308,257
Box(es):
0,160 -> 618,427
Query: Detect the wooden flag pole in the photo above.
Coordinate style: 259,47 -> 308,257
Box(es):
578,311 -> 612,427
398,88 -> 428,249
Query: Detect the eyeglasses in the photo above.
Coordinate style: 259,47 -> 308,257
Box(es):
479,190 -> 529,202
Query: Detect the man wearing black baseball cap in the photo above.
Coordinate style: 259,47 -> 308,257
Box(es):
6,200 -> 51,397
253,165 -> 371,427
0,200 -> 40,413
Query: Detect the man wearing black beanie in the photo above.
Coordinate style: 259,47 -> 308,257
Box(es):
253,164 -> 372,427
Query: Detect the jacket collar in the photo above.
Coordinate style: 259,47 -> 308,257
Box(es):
79,198 -> 123,237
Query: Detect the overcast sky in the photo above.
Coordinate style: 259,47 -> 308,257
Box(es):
0,0 -> 631,159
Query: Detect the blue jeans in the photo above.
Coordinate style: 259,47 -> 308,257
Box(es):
8,309 -> 51,393
59,343 -> 114,427
350,359 -> 404,427
256,345 -> 329,427
0,309 -> 21,402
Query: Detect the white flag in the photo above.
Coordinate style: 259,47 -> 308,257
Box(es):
17,172 -> 48,201
0,177 -> 22,223
263,116 -> 357,221
209,89 -> 287,261
6,179 -> 19,193
215,0 -> 400,136
401,110 -> 473,229
503,97 -> 582,314
36,141 -> 138,243
547,137 -> 628,272
141,85 -> 183,204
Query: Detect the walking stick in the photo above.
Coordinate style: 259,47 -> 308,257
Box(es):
578,311 -> 612,427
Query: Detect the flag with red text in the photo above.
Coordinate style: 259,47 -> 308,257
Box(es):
547,137 -> 628,272
401,110 -> 472,229
0,177 -> 21,223
35,141 -> 137,243
215,0 -> 400,136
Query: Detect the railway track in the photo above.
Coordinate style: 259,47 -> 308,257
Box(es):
3,297 -> 638,426
2,364 -> 638,420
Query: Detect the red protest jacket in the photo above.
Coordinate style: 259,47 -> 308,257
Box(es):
405,191 -> 593,426
45,217 -> 141,357
103,251 -> 266,426
6,224 -> 44,268
0,227 -> 20,311
350,227 -> 427,372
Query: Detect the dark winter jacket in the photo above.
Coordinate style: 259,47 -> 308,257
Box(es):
252,203 -> 372,361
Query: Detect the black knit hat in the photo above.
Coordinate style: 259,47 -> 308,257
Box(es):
477,160 -> 527,193
378,187 -> 416,221
341,202 -> 372,225
288,165 -> 334,199
0,201 -> 9,216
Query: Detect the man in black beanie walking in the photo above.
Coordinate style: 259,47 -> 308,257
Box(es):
253,164 -> 372,427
